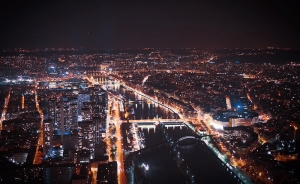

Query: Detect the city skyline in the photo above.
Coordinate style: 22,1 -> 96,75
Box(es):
1,0 -> 300,49
1,0 -> 300,183
0,50 -> 300,183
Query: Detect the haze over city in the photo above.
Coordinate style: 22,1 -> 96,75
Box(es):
1,0 -> 300,49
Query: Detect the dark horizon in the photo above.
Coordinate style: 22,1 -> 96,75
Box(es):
1,0 -> 300,49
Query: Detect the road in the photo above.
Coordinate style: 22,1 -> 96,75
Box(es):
114,98 -> 127,184
0,90 -> 10,130
33,89 -> 45,165
113,99 -> 127,184
106,95 -> 127,184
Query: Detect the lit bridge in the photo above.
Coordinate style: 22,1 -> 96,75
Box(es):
177,136 -> 198,142
121,119 -> 183,123
122,120 -> 185,130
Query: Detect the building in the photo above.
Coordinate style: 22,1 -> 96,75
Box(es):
211,110 -> 259,129
230,96 -> 253,112
81,107 -> 91,121
223,126 -> 258,155
8,152 -> 28,165
2,118 -> 41,131
43,119 -> 54,157
44,164 -> 75,184
91,89 -> 107,104
0,164 -> 44,183
78,120 -> 94,159
69,101 -> 78,131
96,161 -> 118,184
48,98 -> 57,123
93,116 -> 106,146
77,92 -> 90,116
71,175 -> 87,184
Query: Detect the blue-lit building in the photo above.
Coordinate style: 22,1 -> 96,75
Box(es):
47,63 -> 57,75
231,96 -> 253,112
44,164 -> 75,184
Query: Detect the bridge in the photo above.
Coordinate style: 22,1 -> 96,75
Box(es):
121,119 -> 183,123
177,135 -> 198,142
122,121 -> 186,131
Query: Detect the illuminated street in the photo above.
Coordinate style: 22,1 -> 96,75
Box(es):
0,90 -> 10,130
106,95 -> 127,184
33,89 -> 45,165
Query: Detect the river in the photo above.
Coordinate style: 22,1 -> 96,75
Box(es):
98,77 -> 242,184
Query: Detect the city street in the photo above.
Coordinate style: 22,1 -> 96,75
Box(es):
33,89 -> 44,165
0,90 -> 10,130
107,95 -> 127,184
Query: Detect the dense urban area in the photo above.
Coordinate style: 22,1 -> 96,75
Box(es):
0,48 -> 300,184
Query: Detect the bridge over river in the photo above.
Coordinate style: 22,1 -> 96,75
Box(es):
123,120 -> 186,130
121,119 -> 183,123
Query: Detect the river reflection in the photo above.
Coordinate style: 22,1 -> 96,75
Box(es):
98,78 -> 175,119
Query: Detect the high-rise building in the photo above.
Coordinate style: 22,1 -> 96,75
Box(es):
48,98 -> 57,126
92,117 -> 105,146
69,102 -> 78,131
81,102 -> 91,121
43,119 -> 53,157
77,92 -> 90,116
54,97 -> 72,143
91,89 -> 107,104
60,97 -> 65,142
78,120 -> 94,159
44,164 -> 75,184
90,102 -> 101,118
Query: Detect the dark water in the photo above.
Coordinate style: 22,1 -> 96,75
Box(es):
139,126 -> 239,184
180,143 -> 239,184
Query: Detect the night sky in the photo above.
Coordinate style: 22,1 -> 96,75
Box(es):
0,0 -> 299,49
